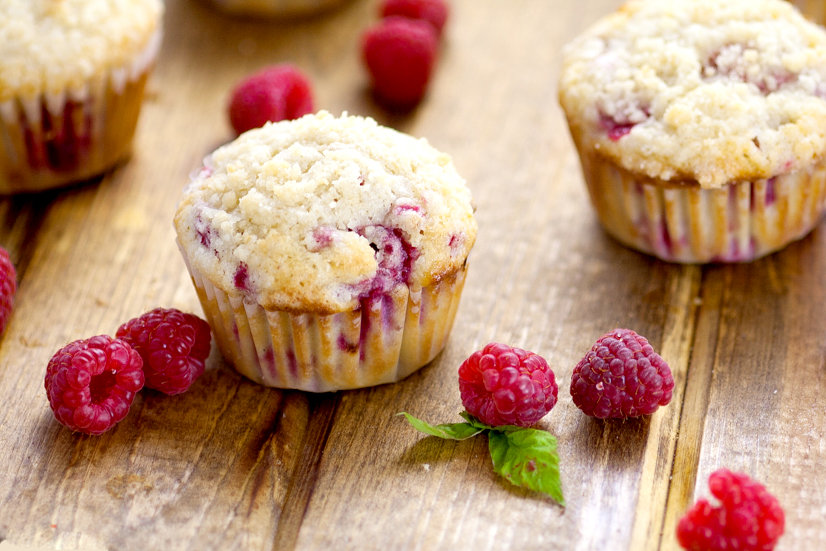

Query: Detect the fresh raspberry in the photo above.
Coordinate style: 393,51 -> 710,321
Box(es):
677,469 -> 785,551
44,336 -> 145,435
227,64 -> 314,135
458,343 -> 558,427
380,0 -> 449,37
116,308 -> 211,395
571,328 -> 674,419
361,17 -> 439,110
0,246 -> 16,336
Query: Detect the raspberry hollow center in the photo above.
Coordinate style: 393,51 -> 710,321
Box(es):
89,369 -> 117,404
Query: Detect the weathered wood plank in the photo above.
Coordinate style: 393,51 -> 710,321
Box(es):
0,0 -> 824,550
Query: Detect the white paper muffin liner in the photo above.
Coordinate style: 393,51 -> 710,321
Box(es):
205,0 -> 348,17
574,138 -> 826,262
0,30 -> 161,194
183,251 -> 469,391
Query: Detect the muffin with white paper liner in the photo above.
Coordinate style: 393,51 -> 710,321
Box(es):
559,0 -> 826,262
0,0 -> 163,194
174,111 -> 476,391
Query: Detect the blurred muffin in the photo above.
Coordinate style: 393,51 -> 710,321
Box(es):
559,0 -> 826,262
0,0 -> 163,194
204,0 -> 349,18
174,111 -> 476,391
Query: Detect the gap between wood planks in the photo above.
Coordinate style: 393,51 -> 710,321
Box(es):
625,265 -> 710,550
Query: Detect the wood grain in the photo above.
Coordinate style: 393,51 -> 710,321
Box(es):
1,0 -> 824,550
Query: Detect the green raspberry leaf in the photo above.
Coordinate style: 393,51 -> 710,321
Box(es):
488,428 -> 565,505
399,412 -> 484,440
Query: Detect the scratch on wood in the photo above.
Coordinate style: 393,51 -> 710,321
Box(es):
237,399 -> 285,516
271,393 -> 340,551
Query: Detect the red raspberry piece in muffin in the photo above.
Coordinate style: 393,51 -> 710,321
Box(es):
570,328 -> 674,419
228,64 -> 314,135
459,343 -> 558,427
45,336 -> 145,435
351,225 -> 419,297
0,246 -> 16,336
677,469 -> 785,551
361,17 -> 439,110
380,0 -> 449,37
116,308 -> 211,395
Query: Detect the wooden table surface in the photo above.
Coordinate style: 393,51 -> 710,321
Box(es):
1,0 -> 825,549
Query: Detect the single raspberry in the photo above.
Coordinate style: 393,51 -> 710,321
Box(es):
44,336 -> 145,435
677,469 -> 785,551
0,246 -> 16,336
361,17 -> 439,110
380,0 -> 449,37
227,64 -> 314,135
458,343 -> 558,427
571,328 -> 674,419
116,308 -> 211,395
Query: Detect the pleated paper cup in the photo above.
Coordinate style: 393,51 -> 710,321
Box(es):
184,250 -> 468,391
573,130 -> 826,263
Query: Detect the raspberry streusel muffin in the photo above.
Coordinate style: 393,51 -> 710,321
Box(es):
559,0 -> 826,262
174,111 -> 476,391
204,0 -> 348,18
0,0 -> 163,194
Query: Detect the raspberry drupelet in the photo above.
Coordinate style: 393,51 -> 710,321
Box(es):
459,343 -> 558,427
570,328 -> 674,419
116,308 -> 211,396
0,246 -> 16,336
677,469 -> 785,551
45,336 -> 145,435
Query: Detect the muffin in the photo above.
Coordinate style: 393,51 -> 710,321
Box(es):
204,0 -> 349,18
0,0 -> 163,194
787,1 -> 826,25
174,111 -> 477,391
559,0 -> 826,263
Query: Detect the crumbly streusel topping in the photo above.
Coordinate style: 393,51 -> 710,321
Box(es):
0,0 -> 163,101
174,111 -> 477,313
559,0 -> 826,188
